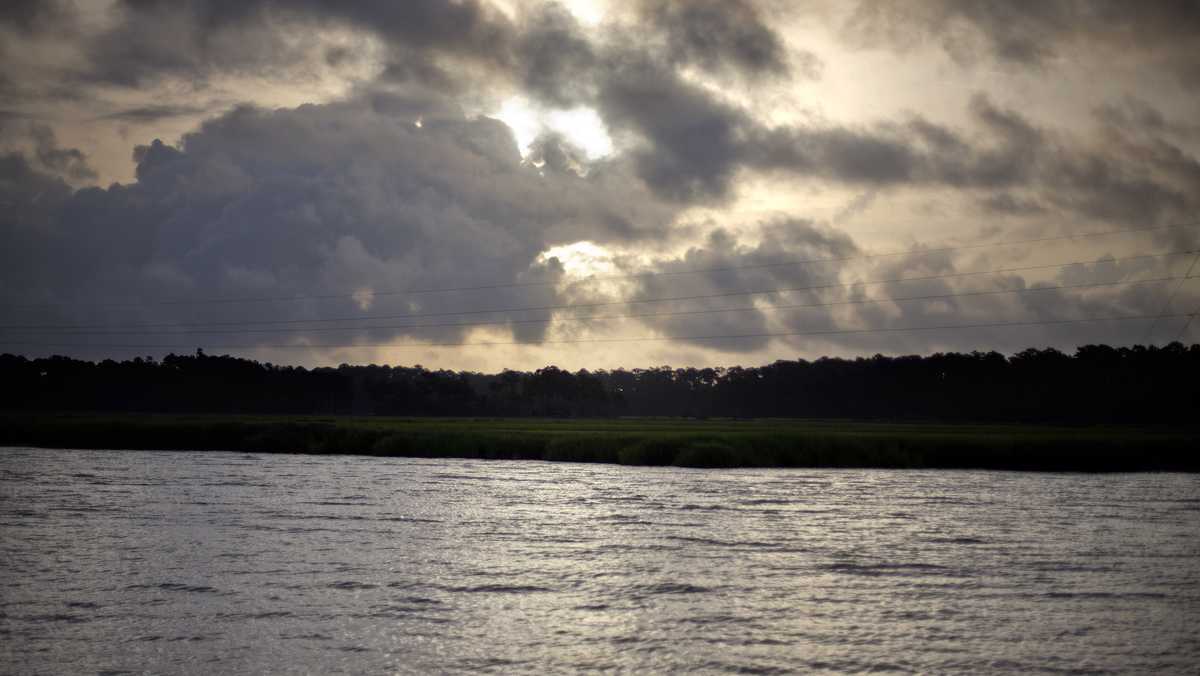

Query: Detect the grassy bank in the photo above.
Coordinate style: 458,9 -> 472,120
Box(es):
2,413 -> 1197,471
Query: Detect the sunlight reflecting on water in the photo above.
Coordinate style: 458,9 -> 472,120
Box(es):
1,448 -> 1198,673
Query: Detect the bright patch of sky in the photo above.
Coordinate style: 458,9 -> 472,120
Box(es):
492,97 -> 614,159
560,0 -> 606,26
537,241 -> 619,280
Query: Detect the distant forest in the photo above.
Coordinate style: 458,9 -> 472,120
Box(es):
2,344 -> 1198,423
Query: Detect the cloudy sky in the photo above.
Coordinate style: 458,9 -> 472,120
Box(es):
2,0 -> 1199,371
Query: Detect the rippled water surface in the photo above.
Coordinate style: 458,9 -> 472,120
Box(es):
2,447 -> 1199,674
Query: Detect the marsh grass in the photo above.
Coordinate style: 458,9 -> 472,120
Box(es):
1,413 -> 1195,471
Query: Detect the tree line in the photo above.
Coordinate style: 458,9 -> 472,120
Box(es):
2,343 -> 1197,423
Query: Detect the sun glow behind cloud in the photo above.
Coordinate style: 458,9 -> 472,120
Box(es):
537,241 -> 618,279
492,97 -> 614,160
535,240 -> 641,307
560,0 -> 607,26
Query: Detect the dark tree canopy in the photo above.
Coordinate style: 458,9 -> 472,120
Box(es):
2,343 -> 1197,423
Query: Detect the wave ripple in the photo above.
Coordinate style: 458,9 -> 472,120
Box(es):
1,447 -> 1197,674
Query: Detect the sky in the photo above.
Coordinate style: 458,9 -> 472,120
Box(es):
1,0 -> 1199,372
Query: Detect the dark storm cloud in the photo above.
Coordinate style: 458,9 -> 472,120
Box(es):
588,76 -> 1199,229
0,118 -> 96,183
0,2 -> 82,109
0,0 -> 72,32
0,94 -> 678,353
0,153 -> 78,311
628,221 -> 859,352
78,1 -> 307,88
753,125 -> 921,184
514,3 -> 597,107
0,0 -> 528,133
979,193 -> 1046,216
1094,98 -> 1178,138
29,124 -> 96,182
750,95 -> 1040,190
96,104 -> 214,123
34,0 -> 511,92
1036,99 -> 1200,228
0,0 -> 805,205
751,95 -> 1200,230
281,0 -> 513,59
0,152 -> 73,217
615,215 -> 1199,355
843,0 -> 1200,89
569,51 -> 1071,206
527,132 -> 589,176
637,0 -> 799,78
85,0 -> 805,94
0,0 -> 800,211
541,43 -> 1200,228
785,246 -> 1195,356
0,0 -> 841,205
595,55 -> 752,202
538,42 -> 892,202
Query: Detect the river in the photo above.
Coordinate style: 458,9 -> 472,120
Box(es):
1,447 -> 1198,673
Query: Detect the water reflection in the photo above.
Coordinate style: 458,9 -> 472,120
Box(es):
1,448 -> 1198,673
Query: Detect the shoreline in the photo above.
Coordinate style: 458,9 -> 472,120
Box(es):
2,413 -> 1197,472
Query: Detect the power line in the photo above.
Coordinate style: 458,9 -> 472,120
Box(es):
1172,299 -> 1200,344
0,312 -> 1189,351
4,250 -> 1192,331
10,276 -> 1186,337
1141,252 -> 1200,345
4,221 -> 1197,310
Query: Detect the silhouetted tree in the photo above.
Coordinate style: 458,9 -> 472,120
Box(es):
2,343 -> 1197,422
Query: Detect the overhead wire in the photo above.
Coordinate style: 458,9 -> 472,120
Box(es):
1141,252 -> 1200,345
3,250 -> 1193,331
3,220 -> 1197,310
1172,304 -> 1200,344
7,276 -> 1188,337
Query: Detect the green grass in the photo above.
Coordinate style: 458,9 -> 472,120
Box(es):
1,412 -> 1196,471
